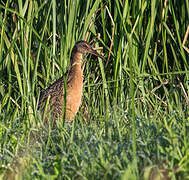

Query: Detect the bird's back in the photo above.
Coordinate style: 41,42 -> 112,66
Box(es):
39,77 -> 65,120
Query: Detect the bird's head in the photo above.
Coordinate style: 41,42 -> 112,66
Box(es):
72,41 -> 105,60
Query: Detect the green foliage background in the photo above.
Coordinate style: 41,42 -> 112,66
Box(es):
0,0 -> 189,179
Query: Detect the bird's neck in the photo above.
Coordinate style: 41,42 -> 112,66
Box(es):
70,52 -> 82,67
68,52 -> 83,80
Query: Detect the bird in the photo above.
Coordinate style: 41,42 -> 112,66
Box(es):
39,40 -> 105,123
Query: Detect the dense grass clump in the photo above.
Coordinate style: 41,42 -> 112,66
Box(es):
0,0 -> 189,179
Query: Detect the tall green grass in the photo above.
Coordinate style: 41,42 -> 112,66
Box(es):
0,0 -> 189,179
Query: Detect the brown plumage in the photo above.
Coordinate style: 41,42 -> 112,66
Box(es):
39,41 -> 105,122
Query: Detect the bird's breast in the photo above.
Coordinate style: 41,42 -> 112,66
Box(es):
66,66 -> 83,120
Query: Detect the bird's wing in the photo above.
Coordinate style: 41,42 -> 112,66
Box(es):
39,77 -> 64,107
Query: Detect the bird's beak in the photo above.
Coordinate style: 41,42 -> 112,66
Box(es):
87,48 -> 105,60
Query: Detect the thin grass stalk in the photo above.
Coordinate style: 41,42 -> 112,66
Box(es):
18,0 -> 25,58
119,43 -> 124,111
52,0 -> 56,78
186,0 -> 189,17
70,117 -> 75,144
128,34 -> 138,173
62,0 -> 68,70
0,1 -> 9,61
162,28 -> 168,74
67,0 -> 77,54
27,1 -> 38,122
62,74 -> 67,127
114,40 -> 121,100
100,1 -> 107,42
98,56 -> 111,136
26,0 -> 33,86
7,54 -> 11,113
